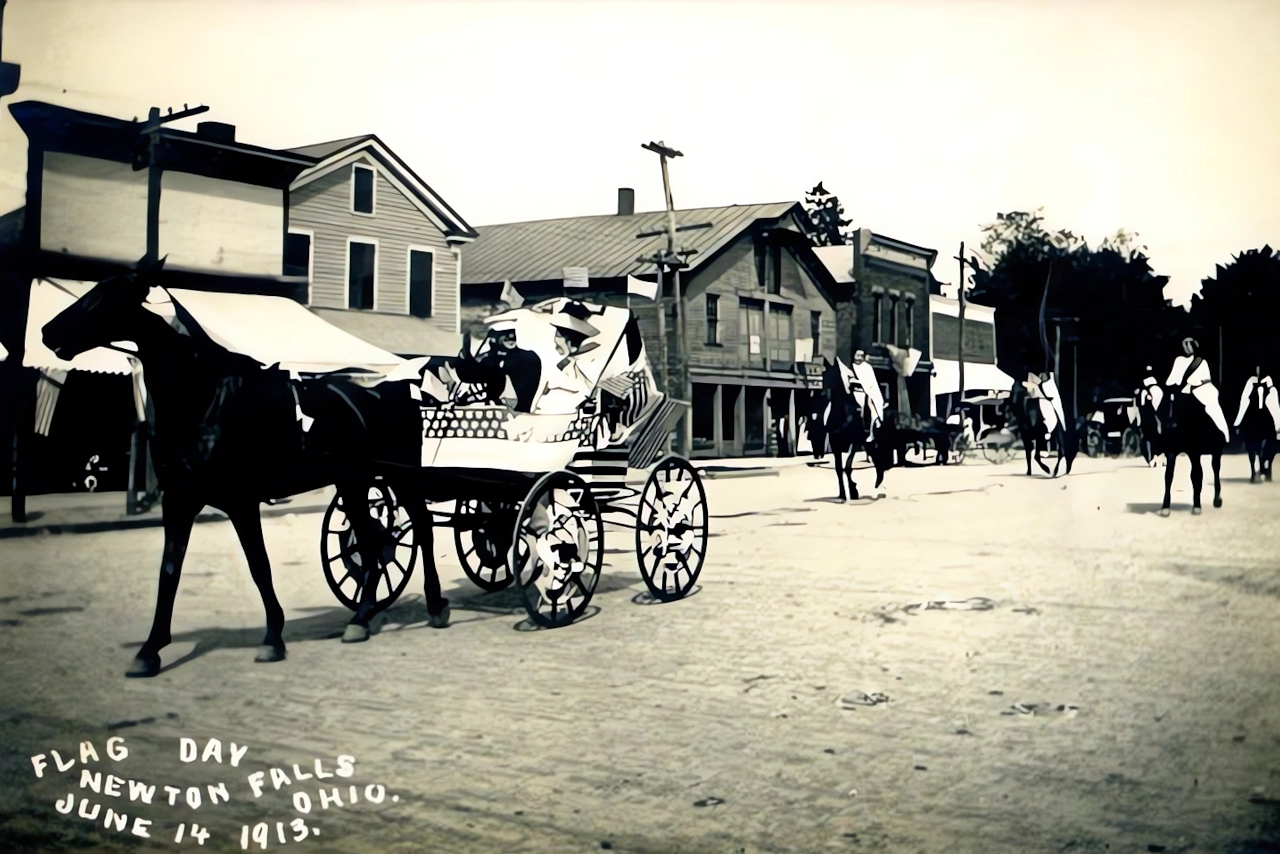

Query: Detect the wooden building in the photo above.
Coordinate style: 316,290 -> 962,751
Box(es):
284,135 -> 478,357
0,101 -> 316,519
459,194 -> 839,458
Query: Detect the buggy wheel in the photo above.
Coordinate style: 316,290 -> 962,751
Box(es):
455,499 -> 517,592
949,434 -> 970,465
320,482 -> 416,613
982,443 -> 1013,464
1122,427 -> 1141,458
636,455 -> 708,601
509,471 -> 603,629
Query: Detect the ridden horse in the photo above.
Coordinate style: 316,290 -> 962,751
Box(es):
806,360 -> 891,501
1004,381 -> 1076,478
1152,388 -> 1225,516
1235,375 -> 1278,483
41,259 -> 451,678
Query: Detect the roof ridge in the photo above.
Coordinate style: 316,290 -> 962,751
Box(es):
474,200 -> 800,230
285,134 -> 375,155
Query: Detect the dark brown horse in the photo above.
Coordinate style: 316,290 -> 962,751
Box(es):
41,258 -> 450,678
806,360 -> 892,501
1004,380 -> 1076,478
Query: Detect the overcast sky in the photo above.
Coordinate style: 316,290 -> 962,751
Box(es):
3,0 -> 1277,306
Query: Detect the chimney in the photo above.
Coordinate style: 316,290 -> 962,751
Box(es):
196,121 -> 236,144
617,187 -> 635,216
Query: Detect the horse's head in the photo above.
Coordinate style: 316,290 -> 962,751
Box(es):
42,256 -> 165,362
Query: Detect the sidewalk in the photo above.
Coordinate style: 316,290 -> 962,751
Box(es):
0,455 -> 815,539
0,488 -> 335,540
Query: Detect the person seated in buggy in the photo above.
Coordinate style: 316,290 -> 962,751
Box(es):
450,300 -> 605,414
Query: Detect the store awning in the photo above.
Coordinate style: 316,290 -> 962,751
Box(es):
24,278 -> 411,378
931,358 -> 1015,397
25,279 -> 137,375
163,288 -> 407,375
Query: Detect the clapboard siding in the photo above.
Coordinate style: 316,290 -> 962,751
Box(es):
288,159 -> 458,328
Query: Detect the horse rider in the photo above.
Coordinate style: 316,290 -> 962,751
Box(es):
1165,337 -> 1230,443
846,349 -> 886,440
1022,371 -> 1066,442
1234,366 -> 1280,436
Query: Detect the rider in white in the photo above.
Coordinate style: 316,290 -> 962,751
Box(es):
1166,337 -> 1230,443
1022,371 -> 1066,439
1234,367 -> 1280,436
843,349 -> 885,440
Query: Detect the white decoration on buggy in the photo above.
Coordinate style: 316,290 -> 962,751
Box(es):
643,477 -> 702,560
521,491 -> 591,601
418,297 -> 662,470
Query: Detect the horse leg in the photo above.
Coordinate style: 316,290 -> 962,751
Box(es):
1247,443 -> 1258,483
1034,437 -> 1050,474
337,480 -> 390,644
1024,438 -> 1034,476
1212,452 -> 1223,508
127,493 -> 201,678
223,504 -> 287,663
402,486 -> 450,628
833,448 -> 847,501
845,450 -> 860,500
1159,453 -> 1176,517
1189,456 -> 1204,515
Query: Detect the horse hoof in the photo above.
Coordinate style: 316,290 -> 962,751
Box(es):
125,654 -> 161,679
341,623 -> 370,644
254,645 -> 287,664
428,605 -> 451,629
1213,497 -> 1223,508
1158,508 -> 1170,518
1251,475 -> 1259,484
1192,507 -> 1202,516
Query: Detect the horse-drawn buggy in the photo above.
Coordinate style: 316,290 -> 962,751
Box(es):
955,393 -> 1022,463
1080,397 -> 1142,458
318,296 -> 709,629
40,259 -> 710,676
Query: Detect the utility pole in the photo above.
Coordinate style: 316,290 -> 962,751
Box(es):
954,242 -> 967,417
126,102 -> 208,516
0,0 -> 21,99
638,140 -> 711,458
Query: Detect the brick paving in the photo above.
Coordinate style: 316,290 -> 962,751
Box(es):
2,454 -> 1280,853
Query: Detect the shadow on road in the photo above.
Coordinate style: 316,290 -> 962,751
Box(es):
1124,502 -> 1206,515
122,606 -> 363,674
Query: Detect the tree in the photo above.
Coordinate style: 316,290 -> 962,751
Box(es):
1188,245 -> 1280,401
801,182 -> 852,246
968,209 -> 1184,417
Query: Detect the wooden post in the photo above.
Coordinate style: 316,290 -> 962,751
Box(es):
712,383 -> 723,456
955,241 -> 966,415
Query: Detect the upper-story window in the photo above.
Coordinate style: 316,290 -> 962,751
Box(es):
755,242 -> 783,295
768,304 -> 793,365
872,292 -> 883,343
408,247 -> 433,318
810,311 -> 821,352
888,295 -> 899,344
284,231 -> 312,281
904,297 -> 915,348
352,164 -> 376,215
706,294 -> 720,345
348,239 -> 377,310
